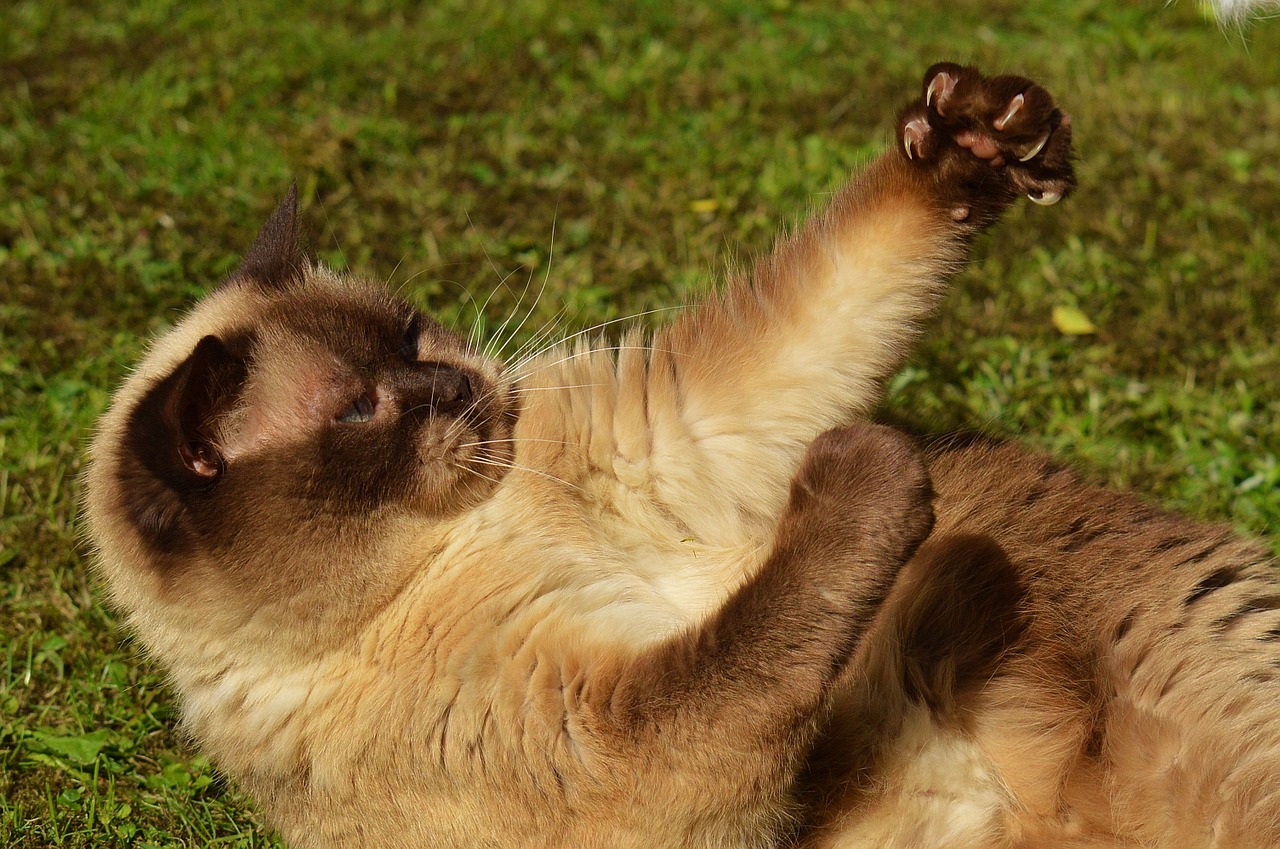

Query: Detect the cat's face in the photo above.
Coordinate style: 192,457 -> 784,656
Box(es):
85,188 -> 517,645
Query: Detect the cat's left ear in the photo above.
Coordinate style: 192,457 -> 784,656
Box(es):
166,334 -> 251,479
121,333 -> 252,549
226,181 -> 308,290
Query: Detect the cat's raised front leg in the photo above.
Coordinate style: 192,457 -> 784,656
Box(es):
646,64 -> 1074,543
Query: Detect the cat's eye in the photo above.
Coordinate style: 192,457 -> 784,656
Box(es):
400,315 -> 421,361
336,393 -> 376,424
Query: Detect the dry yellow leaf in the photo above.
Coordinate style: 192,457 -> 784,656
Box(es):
1052,305 -> 1097,336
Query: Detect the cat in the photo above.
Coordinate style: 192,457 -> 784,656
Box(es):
82,61 -> 1280,848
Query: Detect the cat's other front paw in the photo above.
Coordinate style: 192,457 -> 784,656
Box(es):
786,423 -> 935,567
896,62 -> 1075,224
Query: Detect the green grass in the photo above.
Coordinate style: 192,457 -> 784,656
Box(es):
2,0 -> 1278,844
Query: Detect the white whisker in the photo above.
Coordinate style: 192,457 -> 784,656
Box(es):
506,303 -> 575,367
439,409 -> 477,447
459,438 -> 574,449
386,252 -> 409,289
508,383 -> 603,394
458,464 -> 504,488
492,214 -> 556,360
486,263 -> 537,359
466,210 -> 507,292
506,306 -> 686,376
316,192 -> 348,271
465,456 -> 586,494
511,344 -> 684,380
464,211 -> 531,355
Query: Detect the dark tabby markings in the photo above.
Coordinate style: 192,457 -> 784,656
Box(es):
1213,595 -> 1280,635
1061,516 -> 1104,553
1184,566 -> 1242,606
1153,536 -> 1192,553
1171,540 -> 1229,571
1243,670 -> 1276,685
1113,609 -> 1137,643
1021,483 -> 1049,508
1018,461 -> 1062,509
1260,627 -> 1280,643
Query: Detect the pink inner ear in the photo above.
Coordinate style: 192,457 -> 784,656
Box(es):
181,442 -> 221,477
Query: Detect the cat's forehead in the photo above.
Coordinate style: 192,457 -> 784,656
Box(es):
248,271 -> 458,357
262,274 -> 407,336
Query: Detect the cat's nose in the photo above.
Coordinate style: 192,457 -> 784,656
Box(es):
397,362 -> 475,416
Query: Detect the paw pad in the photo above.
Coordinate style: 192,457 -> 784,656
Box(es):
896,62 -> 1076,214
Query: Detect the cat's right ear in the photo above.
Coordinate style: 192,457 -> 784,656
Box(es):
223,181 -> 307,290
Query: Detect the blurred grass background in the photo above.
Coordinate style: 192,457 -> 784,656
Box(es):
2,0 -> 1278,845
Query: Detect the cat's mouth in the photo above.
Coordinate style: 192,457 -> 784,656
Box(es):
411,367 -> 519,505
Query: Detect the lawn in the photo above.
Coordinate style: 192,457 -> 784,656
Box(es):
2,0 -> 1278,845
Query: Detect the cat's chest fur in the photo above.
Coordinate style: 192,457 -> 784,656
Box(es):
177,394 -> 762,787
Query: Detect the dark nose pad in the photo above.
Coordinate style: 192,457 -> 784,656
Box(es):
398,362 -> 475,417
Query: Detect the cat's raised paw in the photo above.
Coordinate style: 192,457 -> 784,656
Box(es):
788,423 -> 935,562
897,62 -> 1075,222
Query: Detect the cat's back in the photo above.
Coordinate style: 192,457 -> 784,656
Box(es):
925,437 -> 1270,634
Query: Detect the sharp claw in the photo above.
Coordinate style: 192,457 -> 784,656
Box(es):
1019,131 -> 1050,162
1027,189 -> 1062,206
993,93 -> 1024,131
926,72 -> 953,114
902,118 -> 929,161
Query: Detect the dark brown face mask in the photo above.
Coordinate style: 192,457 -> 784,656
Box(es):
115,185 -> 516,565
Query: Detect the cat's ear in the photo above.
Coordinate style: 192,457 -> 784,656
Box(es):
129,334 -> 250,486
227,181 -> 307,290
122,334 -> 251,549
166,334 -> 251,479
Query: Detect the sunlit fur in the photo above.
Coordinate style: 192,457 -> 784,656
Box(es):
1209,0 -> 1280,23
84,65 -> 1280,849
86,151 -> 957,847
801,442 -> 1280,848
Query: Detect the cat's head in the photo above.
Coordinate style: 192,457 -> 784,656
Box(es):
83,186 -> 517,655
